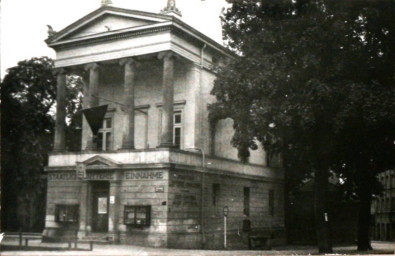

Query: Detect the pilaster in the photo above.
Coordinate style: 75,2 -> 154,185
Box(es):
77,180 -> 89,238
185,62 -> 202,149
108,174 -> 121,243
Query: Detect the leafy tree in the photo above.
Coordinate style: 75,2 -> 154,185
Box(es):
210,0 -> 395,252
1,57 -> 83,231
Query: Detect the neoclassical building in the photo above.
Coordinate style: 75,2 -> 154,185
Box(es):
43,0 -> 285,248
371,170 -> 395,242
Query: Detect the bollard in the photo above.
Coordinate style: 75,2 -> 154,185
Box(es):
68,241 -> 71,249
74,239 -> 77,249
90,241 -> 93,251
25,238 -> 28,246
18,231 -> 22,247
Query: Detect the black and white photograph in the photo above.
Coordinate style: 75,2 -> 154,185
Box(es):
1,0 -> 394,255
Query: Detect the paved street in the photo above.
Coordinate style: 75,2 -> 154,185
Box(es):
1,238 -> 394,256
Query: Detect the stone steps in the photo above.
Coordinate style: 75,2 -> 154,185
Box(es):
80,233 -> 112,244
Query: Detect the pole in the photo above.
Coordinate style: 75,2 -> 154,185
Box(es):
224,215 -> 227,249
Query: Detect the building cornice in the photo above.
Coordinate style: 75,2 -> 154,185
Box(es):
46,6 -> 235,59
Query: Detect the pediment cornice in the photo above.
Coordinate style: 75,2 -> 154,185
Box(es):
46,6 -> 234,59
46,6 -> 172,45
81,155 -> 121,167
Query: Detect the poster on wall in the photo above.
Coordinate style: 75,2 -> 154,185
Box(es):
98,197 -> 108,214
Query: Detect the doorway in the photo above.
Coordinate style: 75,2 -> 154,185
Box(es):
91,181 -> 109,232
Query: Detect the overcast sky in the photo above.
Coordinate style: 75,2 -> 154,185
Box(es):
1,0 -> 229,79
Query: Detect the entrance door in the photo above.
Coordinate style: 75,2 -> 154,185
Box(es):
91,181 -> 109,232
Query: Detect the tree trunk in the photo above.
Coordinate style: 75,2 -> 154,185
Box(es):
314,168 -> 333,253
357,185 -> 373,251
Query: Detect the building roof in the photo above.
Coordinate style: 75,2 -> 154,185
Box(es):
46,5 -> 234,58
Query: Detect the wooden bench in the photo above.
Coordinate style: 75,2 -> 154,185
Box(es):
248,233 -> 272,250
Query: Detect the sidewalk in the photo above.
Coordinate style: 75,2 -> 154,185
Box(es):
1,237 -> 394,256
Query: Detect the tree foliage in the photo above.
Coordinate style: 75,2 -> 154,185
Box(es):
1,57 -> 83,231
211,0 -> 395,252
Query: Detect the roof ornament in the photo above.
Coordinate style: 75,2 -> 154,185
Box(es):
46,25 -> 57,38
101,0 -> 113,6
161,0 -> 182,17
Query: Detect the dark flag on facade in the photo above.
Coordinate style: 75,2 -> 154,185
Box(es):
82,105 -> 108,136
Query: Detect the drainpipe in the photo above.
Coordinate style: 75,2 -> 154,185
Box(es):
199,43 -> 207,248
200,148 -> 206,247
199,43 -> 207,149
186,147 -> 206,248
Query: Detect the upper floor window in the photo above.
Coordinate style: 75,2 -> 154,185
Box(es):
173,111 -> 182,149
97,117 -> 112,151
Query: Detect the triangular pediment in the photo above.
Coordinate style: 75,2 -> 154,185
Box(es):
82,155 -> 121,167
67,14 -> 156,40
47,6 -> 172,44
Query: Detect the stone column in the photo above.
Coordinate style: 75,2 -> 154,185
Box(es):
108,177 -> 121,243
84,63 -> 100,150
158,52 -> 175,148
85,63 -> 100,107
77,180 -> 89,238
120,58 -> 138,149
53,68 -> 67,152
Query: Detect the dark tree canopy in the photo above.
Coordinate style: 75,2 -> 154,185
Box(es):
1,57 -> 83,231
211,0 -> 395,252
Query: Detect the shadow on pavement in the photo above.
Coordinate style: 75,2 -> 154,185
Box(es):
0,245 -> 90,252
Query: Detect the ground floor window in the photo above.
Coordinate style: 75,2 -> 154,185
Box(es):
269,189 -> 274,216
213,183 -> 220,206
244,187 -> 250,216
55,204 -> 79,223
124,205 -> 151,227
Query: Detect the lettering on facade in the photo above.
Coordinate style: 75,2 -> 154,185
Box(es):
86,173 -> 114,180
124,171 -> 164,180
48,173 -> 77,181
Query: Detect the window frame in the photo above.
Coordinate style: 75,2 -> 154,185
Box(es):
269,189 -> 275,216
212,183 -> 220,206
97,116 -> 113,151
124,205 -> 151,227
157,105 -> 185,149
55,204 -> 79,223
243,187 -> 250,216
173,111 -> 183,149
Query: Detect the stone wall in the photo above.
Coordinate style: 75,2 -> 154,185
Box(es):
166,167 -> 285,249
42,173 -> 81,241
201,172 -> 285,249
167,169 -> 202,248
43,162 -> 284,248
118,169 -> 169,247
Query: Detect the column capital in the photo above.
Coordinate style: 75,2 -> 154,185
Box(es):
186,61 -> 201,72
53,67 -> 68,76
71,69 -> 87,78
119,57 -> 140,67
84,63 -> 100,72
158,51 -> 179,61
